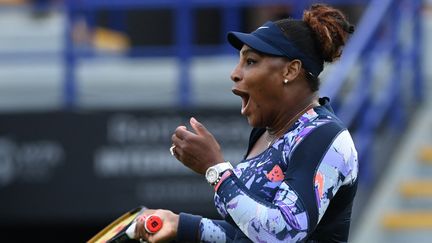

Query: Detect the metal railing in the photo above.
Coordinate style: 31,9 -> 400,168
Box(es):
321,0 -> 423,182
63,0 -> 369,108
0,0 -> 423,184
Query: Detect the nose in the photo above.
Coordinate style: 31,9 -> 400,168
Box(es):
230,63 -> 242,82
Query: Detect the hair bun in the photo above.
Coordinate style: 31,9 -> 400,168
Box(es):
303,4 -> 353,62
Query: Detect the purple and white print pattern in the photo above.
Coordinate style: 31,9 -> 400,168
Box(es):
198,107 -> 358,242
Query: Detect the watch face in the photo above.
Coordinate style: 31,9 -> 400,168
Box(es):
206,168 -> 219,183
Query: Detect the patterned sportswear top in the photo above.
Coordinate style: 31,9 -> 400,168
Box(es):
176,98 -> 359,243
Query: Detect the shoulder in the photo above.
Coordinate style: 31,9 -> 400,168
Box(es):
320,129 -> 358,186
279,106 -> 345,157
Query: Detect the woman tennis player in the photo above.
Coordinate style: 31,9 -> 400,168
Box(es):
135,4 -> 358,243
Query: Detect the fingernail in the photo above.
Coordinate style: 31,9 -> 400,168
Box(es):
190,117 -> 197,124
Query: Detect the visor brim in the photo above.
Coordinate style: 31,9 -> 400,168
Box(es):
227,31 -> 284,56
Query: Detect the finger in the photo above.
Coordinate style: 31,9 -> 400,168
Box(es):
135,217 -> 146,240
173,146 -> 184,159
147,234 -> 156,243
147,231 -> 164,243
169,145 -> 183,159
171,137 -> 184,158
135,213 -> 155,241
171,133 -> 185,147
141,209 -> 156,217
190,117 -> 210,136
174,125 -> 194,140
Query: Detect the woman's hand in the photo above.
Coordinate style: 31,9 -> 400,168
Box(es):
134,209 -> 179,243
171,117 -> 224,174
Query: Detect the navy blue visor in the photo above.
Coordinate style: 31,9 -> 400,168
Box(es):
227,21 -> 323,77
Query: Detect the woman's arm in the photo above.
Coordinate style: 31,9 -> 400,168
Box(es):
215,126 -> 358,242
176,213 -> 238,243
133,211 -> 238,243
170,118 -> 357,242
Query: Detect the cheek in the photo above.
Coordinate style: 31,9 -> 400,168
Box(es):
250,86 -> 282,121
249,86 -> 274,108
244,69 -> 281,109
248,94 -> 270,123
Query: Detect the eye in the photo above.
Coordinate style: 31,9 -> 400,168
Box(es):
246,58 -> 257,65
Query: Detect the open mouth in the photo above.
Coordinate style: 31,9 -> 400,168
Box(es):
232,88 -> 250,115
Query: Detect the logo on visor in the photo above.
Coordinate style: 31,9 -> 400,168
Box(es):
257,26 -> 269,30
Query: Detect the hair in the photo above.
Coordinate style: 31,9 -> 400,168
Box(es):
275,4 -> 354,91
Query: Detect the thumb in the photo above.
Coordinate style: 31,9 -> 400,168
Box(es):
190,117 -> 209,136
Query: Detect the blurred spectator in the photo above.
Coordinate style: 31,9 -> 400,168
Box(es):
0,0 -> 26,5
245,4 -> 363,32
31,0 -> 54,17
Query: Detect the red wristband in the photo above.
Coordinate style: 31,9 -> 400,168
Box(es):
214,170 -> 232,192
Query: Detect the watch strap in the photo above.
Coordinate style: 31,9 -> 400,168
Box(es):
214,170 -> 232,192
213,162 -> 233,174
206,162 -> 233,186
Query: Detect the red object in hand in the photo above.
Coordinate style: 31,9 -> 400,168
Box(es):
138,215 -> 163,234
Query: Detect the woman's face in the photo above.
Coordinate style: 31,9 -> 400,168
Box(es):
230,45 -> 290,128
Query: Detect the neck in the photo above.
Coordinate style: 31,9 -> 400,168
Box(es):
266,95 -> 319,138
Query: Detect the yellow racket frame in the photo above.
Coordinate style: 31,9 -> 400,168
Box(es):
88,206 -> 145,243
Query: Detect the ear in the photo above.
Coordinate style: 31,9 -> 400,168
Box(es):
283,59 -> 302,82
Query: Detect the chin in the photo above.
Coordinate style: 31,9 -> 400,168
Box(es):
245,114 -> 262,128
246,117 -> 255,127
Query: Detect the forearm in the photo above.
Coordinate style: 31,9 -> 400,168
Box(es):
176,213 -> 202,242
216,175 -> 308,242
200,218 -> 236,242
176,213 -> 235,243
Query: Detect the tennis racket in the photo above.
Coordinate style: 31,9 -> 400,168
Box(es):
88,206 -> 163,243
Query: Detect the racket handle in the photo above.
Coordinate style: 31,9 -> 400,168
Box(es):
125,215 -> 163,239
144,215 -> 163,233
125,222 -> 137,239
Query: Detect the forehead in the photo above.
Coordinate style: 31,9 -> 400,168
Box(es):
239,45 -> 287,61
240,45 -> 263,57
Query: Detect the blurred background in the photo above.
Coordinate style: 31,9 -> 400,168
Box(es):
0,0 -> 430,242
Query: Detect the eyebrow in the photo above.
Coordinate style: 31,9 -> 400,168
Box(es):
240,48 -> 262,57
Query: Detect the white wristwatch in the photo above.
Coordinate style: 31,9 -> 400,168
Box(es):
205,162 -> 233,186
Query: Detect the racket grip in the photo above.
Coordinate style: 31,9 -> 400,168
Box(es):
144,215 -> 163,233
125,222 -> 137,239
126,215 -> 163,238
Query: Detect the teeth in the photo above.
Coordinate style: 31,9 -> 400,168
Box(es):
241,95 -> 249,115
232,88 -> 249,115
241,98 -> 246,114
